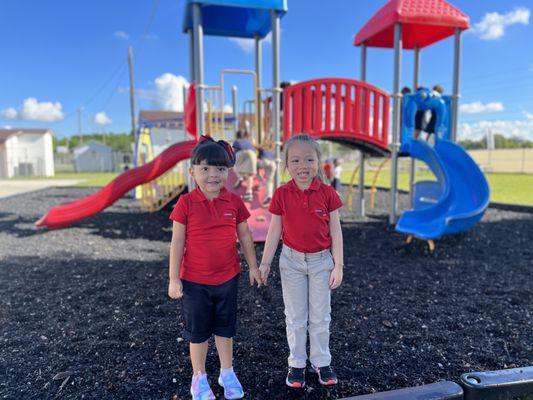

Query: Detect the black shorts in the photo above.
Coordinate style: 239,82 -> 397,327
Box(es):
181,274 -> 239,343
415,110 -> 436,134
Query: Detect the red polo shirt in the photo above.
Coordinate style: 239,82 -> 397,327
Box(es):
269,178 -> 343,253
169,187 -> 250,285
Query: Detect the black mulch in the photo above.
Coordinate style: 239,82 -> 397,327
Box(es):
1,187 -> 532,400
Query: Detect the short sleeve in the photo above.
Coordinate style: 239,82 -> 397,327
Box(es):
268,188 -> 283,215
169,195 -> 189,224
327,186 -> 343,212
235,196 -> 251,224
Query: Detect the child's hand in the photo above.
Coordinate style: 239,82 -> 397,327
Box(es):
329,265 -> 343,290
259,263 -> 271,285
168,279 -> 183,299
249,266 -> 263,287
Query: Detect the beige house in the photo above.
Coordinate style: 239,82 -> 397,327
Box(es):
0,128 -> 55,178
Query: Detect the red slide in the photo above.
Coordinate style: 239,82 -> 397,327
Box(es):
36,140 -> 197,229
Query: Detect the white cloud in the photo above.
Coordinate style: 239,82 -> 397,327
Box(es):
114,31 -> 130,40
3,125 -> 12,129
459,119 -> 533,141
4,98 -> 65,122
228,32 -> 273,53
228,38 -> 255,53
94,112 -> 112,125
223,104 -> 233,113
472,7 -> 530,40
153,73 -> 190,112
1,107 -> 18,119
460,101 -> 504,114
523,111 -> 533,120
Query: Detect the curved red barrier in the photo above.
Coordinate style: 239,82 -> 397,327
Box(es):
283,78 -> 390,154
35,140 -> 197,229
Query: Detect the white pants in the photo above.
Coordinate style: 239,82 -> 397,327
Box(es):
279,244 -> 334,368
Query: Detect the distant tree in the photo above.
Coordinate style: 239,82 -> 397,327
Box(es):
53,133 -> 133,153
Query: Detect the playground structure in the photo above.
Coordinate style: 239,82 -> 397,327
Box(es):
30,1 -> 533,399
37,0 -> 490,246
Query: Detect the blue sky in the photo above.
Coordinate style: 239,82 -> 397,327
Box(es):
1,0 -> 532,140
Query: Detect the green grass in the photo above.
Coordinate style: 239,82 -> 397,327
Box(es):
340,167 -> 533,205
8,172 -> 119,187
7,169 -> 533,205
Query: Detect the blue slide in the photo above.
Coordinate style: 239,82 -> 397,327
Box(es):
395,91 -> 490,240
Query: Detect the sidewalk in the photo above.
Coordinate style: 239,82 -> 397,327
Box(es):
0,179 -> 85,199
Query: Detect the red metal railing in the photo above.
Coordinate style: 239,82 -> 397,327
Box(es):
283,78 -> 390,152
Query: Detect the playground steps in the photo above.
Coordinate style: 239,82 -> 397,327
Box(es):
141,184 -> 186,212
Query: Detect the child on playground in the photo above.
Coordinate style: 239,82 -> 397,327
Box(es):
259,134 -> 344,388
233,130 -> 257,202
331,158 -> 343,193
414,84 -> 445,141
257,140 -> 277,208
168,136 -> 262,400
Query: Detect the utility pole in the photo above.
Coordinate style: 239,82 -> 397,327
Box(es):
128,46 -> 136,138
77,107 -> 84,144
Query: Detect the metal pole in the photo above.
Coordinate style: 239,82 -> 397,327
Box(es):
232,85 -> 238,135
77,107 -> 83,144
271,10 -> 281,188
188,29 -> 194,82
451,28 -> 462,142
255,35 -> 263,144
409,45 -> 420,208
192,3 -> 205,135
128,46 -> 136,140
390,23 -> 402,225
357,43 -> 367,217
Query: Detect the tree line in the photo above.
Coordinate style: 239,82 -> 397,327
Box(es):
53,133 -> 133,153
459,134 -> 533,150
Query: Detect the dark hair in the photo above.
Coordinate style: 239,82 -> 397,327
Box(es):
401,86 -> 412,95
191,141 -> 231,167
432,84 -> 445,94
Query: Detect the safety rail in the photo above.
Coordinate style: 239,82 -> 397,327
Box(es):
283,78 -> 390,154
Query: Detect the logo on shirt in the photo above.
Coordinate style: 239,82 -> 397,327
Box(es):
315,208 -> 328,217
223,212 -> 236,220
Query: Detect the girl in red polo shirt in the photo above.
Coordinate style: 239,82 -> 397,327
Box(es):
259,134 -> 344,389
168,137 -> 262,400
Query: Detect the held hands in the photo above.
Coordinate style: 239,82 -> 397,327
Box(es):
168,278 -> 183,299
329,264 -> 343,290
259,262 -> 271,285
249,266 -> 263,287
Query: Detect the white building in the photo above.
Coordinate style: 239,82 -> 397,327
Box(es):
0,128 -> 55,178
73,142 -> 114,172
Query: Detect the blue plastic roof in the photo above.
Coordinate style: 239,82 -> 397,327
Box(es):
183,0 -> 287,39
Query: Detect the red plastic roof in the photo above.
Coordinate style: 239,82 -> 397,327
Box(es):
354,0 -> 470,49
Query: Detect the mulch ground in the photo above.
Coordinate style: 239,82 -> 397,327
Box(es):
1,186 -> 532,400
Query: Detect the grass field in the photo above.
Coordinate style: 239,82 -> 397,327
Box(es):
8,172 -> 119,187
7,169 -> 533,205
340,165 -> 533,205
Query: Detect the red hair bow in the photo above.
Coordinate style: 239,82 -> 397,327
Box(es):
198,135 -> 236,167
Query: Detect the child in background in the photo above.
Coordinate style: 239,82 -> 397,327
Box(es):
233,130 -> 257,202
257,141 -> 277,208
331,158 -> 343,193
259,134 -> 344,388
168,136 -> 262,400
322,158 -> 334,185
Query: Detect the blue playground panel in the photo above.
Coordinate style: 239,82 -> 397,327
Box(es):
183,0 -> 287,38
396,90 -> 490,240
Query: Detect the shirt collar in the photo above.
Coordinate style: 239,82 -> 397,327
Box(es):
288,178 -> 321,192
190,187 -> 231,202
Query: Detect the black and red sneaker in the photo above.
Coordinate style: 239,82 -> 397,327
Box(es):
309,364 -> 338,386
286,367 -> 306,388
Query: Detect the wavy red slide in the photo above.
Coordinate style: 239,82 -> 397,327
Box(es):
36,140 -> 197,229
